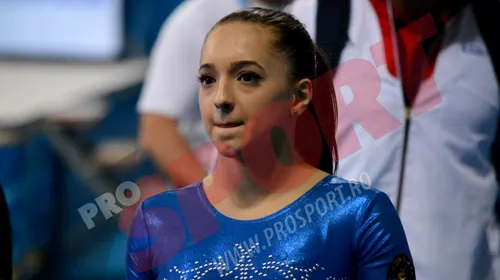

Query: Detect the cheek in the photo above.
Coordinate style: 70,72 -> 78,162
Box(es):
241,98 -> 292,144
248,91 -> 291,121
240,89 -> 290,121
198,93 -> 213,130
198,93 -> 212,117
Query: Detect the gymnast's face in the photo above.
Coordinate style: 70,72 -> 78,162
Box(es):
198,22 -> 297,158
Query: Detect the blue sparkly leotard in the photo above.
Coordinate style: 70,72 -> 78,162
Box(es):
126,176 -> 414,279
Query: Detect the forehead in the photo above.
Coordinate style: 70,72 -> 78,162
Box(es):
201,22 -> 283,67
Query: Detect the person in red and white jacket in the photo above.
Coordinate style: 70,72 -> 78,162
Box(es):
287,0 -> 500,279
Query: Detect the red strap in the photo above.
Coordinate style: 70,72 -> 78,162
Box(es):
369,0 -> 456,104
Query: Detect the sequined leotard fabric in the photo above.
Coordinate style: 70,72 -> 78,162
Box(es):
126,176 -> 414,279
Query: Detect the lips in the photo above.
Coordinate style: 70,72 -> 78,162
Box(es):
214,121 -> 244,128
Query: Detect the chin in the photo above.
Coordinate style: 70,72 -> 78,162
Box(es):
212,139 -> 242,159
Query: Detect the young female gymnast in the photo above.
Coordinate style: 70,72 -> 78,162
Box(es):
126,7 -> 414,280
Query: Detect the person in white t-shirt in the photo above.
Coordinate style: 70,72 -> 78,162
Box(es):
137,0 -> 291,189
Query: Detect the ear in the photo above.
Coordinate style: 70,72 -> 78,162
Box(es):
291,78 -> 313,115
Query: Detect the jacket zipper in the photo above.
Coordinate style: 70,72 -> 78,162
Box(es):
396,105 -> 412,212
386,0 -> 410,213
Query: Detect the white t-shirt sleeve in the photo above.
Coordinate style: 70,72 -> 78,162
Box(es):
285,0 -> 317,39
137,2 -> 204,119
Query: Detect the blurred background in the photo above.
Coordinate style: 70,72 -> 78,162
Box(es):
0,0 -> 183,279
0,0 -> 498,279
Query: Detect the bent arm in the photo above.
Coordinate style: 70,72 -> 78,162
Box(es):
139,115 -> 207,188
126,203 -> 154,280
355,192 -> 415,279
137,1 -> 210,188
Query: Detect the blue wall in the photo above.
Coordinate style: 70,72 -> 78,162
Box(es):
0,0 -> 183,278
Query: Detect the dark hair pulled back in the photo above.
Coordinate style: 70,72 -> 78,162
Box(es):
214,7 -> 339,175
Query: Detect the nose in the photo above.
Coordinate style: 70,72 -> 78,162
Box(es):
213,80 -> 235,114
214,101 -> 234,114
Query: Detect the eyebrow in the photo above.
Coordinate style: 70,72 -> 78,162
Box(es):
199,60 -> 265,73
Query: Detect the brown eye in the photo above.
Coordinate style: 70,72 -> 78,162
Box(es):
238,72 -> 262,84
198,75 -> 215,86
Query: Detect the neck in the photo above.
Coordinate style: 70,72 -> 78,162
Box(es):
207,136 -> 316,207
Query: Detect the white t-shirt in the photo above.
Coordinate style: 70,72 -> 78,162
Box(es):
137,0 -> 279,149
